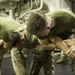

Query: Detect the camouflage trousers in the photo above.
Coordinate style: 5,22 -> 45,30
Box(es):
1,46 -> 75,75
11,47 -> 29,75
70,60 -> 75,75
11,45 -> 54,75
29,46 -> 54,75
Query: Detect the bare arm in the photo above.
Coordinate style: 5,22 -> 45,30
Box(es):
0,39 -> 4,46
64,38 -> 75,46
48,36 -> 70,53
48,36 -> 75,59
38,38 -> 56,50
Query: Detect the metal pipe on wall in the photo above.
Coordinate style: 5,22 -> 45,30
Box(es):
19,0 -> 43,18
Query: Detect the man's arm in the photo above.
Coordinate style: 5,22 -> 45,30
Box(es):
64,38 -> 75,46
48,36 -> 69,52
48,36 -> 75,59
0,39 -> 4,46
38,38 -> 56,50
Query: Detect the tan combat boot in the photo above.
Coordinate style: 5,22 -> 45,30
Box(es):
57,56 -> 66,64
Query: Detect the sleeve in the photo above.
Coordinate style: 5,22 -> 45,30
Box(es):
15,25 -> 26,32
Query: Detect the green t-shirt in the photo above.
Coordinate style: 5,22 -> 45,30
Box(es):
0,17 -> 20,42
47,9 -> 75,37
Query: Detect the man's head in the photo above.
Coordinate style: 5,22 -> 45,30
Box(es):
9,32 -> 21,47
27,12 -> 51,38
9,32 -> 25,47
18,18 -> 24,24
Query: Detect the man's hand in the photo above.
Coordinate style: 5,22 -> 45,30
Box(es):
0,39 -> 4,46
66,46 -> 75,59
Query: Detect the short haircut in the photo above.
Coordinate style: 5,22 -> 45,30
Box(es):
18,18 -> 23,20
9,32 -> 21,47
27,12 -> 47,35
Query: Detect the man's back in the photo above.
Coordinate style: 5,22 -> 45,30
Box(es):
0,17 -> 20,42
47,9 -> 75,36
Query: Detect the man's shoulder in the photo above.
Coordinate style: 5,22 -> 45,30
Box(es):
54,9 -> 72,14
15,25 -> 26,32
46,9 -> 72,15
46,9 -> 74,19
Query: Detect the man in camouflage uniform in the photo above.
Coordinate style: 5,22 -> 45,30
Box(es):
26,9 -> 75,75
10,26 -> 54,75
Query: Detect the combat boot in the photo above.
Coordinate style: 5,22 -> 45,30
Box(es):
57,56 -> 66,64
